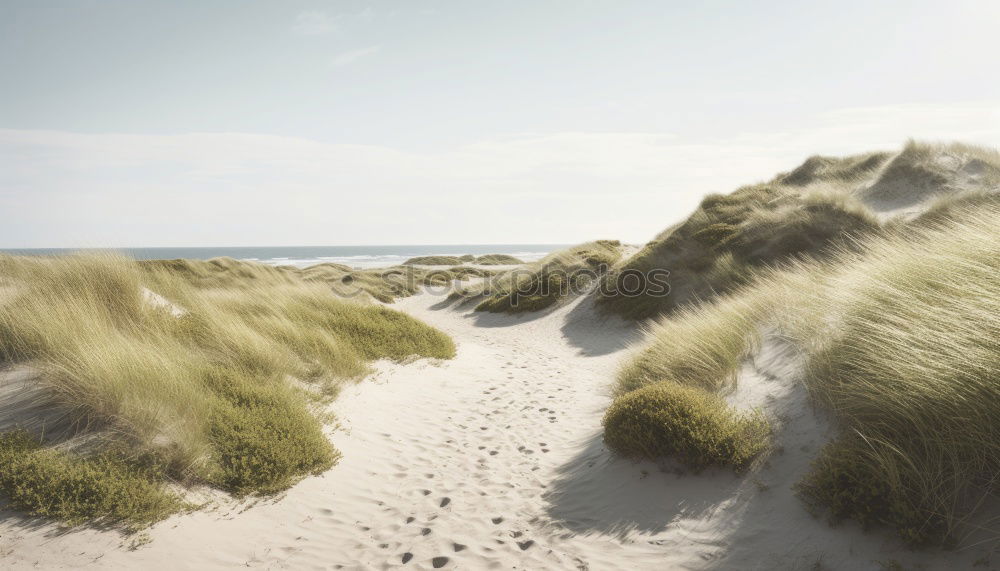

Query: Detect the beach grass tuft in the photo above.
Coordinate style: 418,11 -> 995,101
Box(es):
0,253 -> 455,527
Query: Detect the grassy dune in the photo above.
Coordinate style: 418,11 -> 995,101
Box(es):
451,241 -> 622,314
598,141 -> 1000,321
605,142 -> 1000,545
0,254 -> 455,527
144,257 -> 502,303
595,154 -> 884,320
403,253 -> 524,266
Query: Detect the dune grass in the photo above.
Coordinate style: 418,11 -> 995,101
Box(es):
597,164 -> 882,320
142,257 -> 502,304
0,253 -> 455,526
402,255 -> 465,266
403,254 -> 524,266
614,292 -> 769,396
608,195 -> 1000,545
463,240 -> 622,314
474,254 -> 524,265
603,381 -> 770,471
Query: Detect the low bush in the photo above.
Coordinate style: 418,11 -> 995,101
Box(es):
603,382 -> 770,471
0,431 -> 182,528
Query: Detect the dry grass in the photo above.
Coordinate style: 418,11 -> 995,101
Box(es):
610,194 -> 1000,545
457,240 -> 622,314
596,141 -> 1000,322
0,253 -> 455,526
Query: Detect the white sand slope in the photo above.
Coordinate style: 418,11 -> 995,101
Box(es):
0,291 -> 988,570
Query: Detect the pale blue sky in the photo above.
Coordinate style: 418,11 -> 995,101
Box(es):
2,1 -> 999,247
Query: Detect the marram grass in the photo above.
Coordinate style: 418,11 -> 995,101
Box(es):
463,240 -> 622,314
610,193 -> 1000,545
0,253 -> 455,527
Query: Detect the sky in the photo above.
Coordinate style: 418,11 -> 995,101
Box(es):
2,0 -> 999,248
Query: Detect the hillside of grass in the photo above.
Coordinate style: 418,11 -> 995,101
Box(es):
597,141 -> 1000,321
604,141 -> 1000,546
0,253 -> 455,528
450,240 -> 622,314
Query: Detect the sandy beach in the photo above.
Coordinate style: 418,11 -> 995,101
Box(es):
1,285 -> 989,570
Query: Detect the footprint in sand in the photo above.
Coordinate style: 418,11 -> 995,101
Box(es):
431,556 -> 449,568
453,543 -> 467,552
401,552 -> 413,564
491,516 -> 504,524
439,497 -> 451,508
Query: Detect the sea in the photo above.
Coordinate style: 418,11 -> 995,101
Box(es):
0,245 -> 567,269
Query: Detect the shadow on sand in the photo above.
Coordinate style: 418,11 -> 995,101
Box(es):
426,289 -> 642,356
541,430 -> 742,539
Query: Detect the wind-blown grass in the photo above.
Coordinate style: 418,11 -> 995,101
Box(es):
609,196 -> 1000,545
597,165 -> 882,320
596,142 -> 1000,322
456,240 -> 622,314
403,254 -> 524,266
0,253 -> 455,526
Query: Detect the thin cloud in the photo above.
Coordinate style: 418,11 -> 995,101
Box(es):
1,101 -> 998,247
291,11 -> 339,36
332,46 -> 380,67
291,8 -> 375,36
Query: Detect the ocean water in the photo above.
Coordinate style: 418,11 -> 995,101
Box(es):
0,245 -> 567,269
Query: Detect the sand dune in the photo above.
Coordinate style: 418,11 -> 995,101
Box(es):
0,287 -> 988,570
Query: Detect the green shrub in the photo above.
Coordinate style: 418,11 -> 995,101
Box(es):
603,382 -> 770,471
206,370 -> 338,495
0,431 -> 182,528
797,436 -> 943,545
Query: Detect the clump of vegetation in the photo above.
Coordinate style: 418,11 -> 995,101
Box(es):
614,292 -> 769,396
403,253 -> 524,266
0,253 -> 455,527
597,163 -> 883,320
855,141 -> 1000,214
402,255 -> 465,266
797,435 -> 944,545
603,381 -> 770,471
461,241 -> 622,314
608,156 -> 1000,547
474,254 -> 524,265
142,258 -> 502,304
0,431 -> 182,528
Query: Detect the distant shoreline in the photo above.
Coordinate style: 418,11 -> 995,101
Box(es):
0,244 -> 569,269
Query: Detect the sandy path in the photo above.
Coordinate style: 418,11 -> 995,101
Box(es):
0,291 -> 985,570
